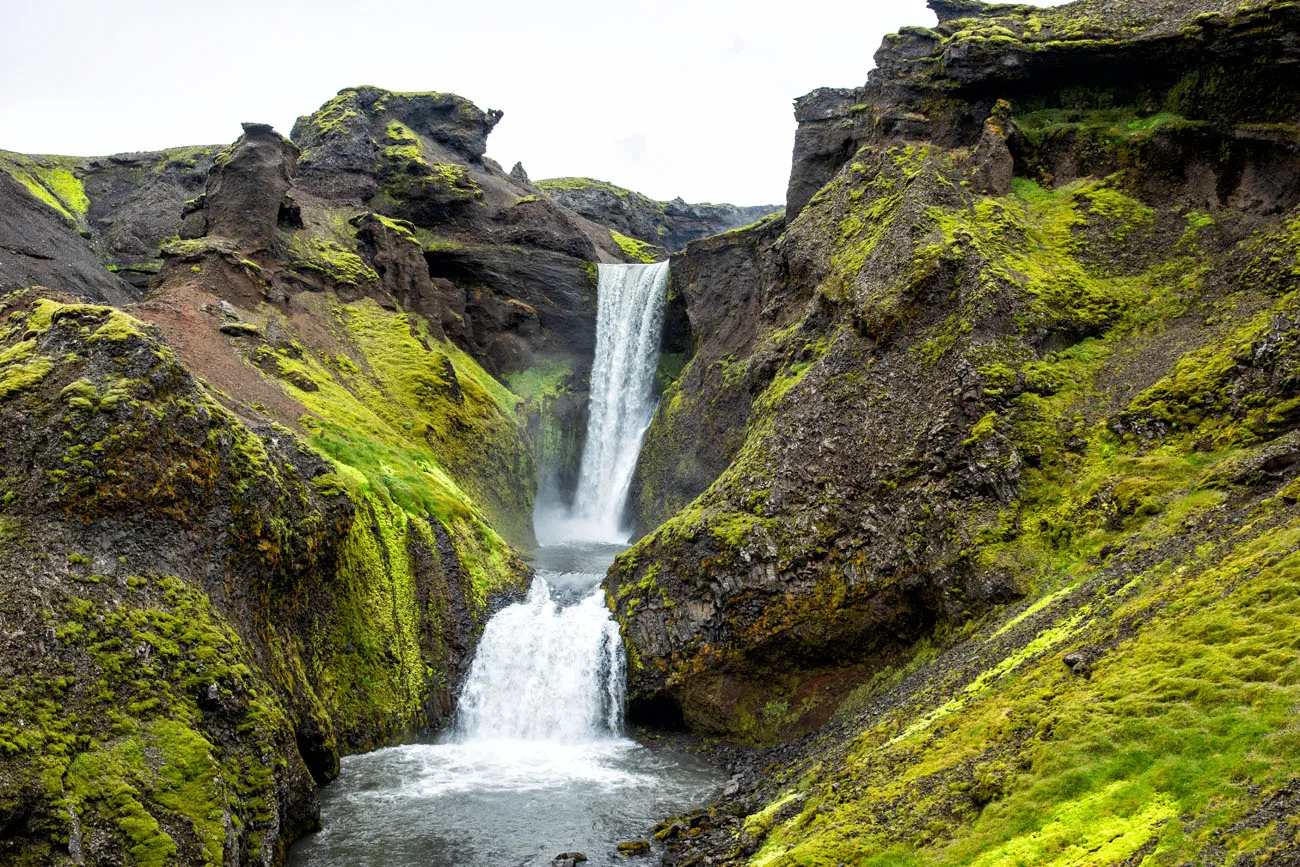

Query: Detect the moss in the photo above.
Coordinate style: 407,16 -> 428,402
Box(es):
0,151 -> 89,225
375,127 -> 482,205
0,356 -> 53,400
610,230 -> 662,263
88,310 -> 150,344
964,411 -> 999,445
300,91 -> 364,137
504,358 -> 573,401
370,213 -> 419,244
257,297 -> 533,550
2,568 -> 294,866
286,236 -> 379,287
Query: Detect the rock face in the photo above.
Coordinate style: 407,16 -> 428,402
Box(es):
536,177 -> 782,251
195,123 -> 299,249
1,146 -> 219,295
0,170 -> 138,306
615,2 -> 1300,863
785,0 -> 1300,218
0,292 -> 527,865
0,85 -> 620,866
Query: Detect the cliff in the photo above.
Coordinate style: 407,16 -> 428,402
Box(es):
536,176 -> 781,253
0,86 -> 610,865
613,0 -> 1300,863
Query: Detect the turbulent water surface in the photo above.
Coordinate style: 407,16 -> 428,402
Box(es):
288,543 -> 721,867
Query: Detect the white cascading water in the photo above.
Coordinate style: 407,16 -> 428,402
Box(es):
454,575 -> 625,742
537,261 -> 671,545
452,262 -> 670,744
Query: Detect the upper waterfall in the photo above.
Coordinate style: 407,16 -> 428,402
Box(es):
537,261 -> 670,545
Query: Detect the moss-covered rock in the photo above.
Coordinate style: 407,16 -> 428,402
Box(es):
0,292 -> 527,865
624,2 -> 1300,865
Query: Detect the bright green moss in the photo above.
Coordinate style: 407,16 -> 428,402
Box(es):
1015,108 -> 1195,149
286,236 -> 379,287
0,356 -> 53,400
0,151 -> 89,225
370,213 -> 419,244
610,230 -> 662,263
255,296 -> 533,550
303,91 -> 364,136
88,310 -> 149,343
504,358 -> 573,401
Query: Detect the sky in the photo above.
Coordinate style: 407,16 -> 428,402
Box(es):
0,0 -> 1065,206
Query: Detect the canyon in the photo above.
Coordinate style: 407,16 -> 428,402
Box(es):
2,0 -> 1300,865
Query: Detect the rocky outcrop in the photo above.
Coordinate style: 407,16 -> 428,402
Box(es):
786,0 -> 1300,218
0,146 -> 219,296
0,170 -> 138,306
0,86 -> 600,866
536,177 -> 782,251
621,0 -> 1300,740
189,123 -> 298,249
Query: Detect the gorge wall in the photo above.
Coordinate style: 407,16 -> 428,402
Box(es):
3,0 -> 1300,863
612,0 -> 1300,863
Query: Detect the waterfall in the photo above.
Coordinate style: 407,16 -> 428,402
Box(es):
537,261 -> 671,545
450,261 -> 669,746
454,575 -> 625,742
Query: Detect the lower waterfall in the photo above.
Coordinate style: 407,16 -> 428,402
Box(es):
453,574 -> 625,743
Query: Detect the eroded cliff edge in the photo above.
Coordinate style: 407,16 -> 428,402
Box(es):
614,0 -> 1300,862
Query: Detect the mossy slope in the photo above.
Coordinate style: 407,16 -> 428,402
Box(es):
0,293 -> 526,865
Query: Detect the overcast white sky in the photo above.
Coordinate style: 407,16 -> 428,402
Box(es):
0,0 -> 1066,205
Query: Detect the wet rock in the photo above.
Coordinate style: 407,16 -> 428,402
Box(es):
616,840 -> 651,855
553,852 -> 588,866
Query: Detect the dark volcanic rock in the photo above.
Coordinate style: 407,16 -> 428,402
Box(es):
613,0 -> 1300,751
786,88 -> 861,218
200,123 -> 298,249
536,177 -> 782,251
0,145 -> 221,296
0,171 -> 137,305
79,146 -> 219,284
785,0 -> 1300,218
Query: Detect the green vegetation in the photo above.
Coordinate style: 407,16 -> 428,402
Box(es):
375,121 -> 482,205
611,229 -> 662,263
0,151 -> 89,225
286,236 -> 380,286
0,290 -> 532,862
